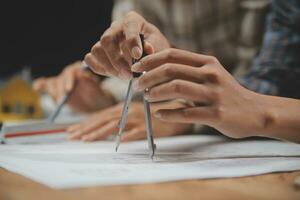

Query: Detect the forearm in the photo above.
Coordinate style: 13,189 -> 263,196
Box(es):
253,93 -> 300,143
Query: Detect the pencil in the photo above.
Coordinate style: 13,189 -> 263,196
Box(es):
48,62 -> 90,123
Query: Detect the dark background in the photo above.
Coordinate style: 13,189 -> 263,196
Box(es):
0,1 -> 113,78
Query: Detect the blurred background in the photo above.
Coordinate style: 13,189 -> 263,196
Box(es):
0,0 -> 269,123
0,1 -> 113,78
0,1 -> 113,123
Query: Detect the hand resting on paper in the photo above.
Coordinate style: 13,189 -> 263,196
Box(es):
67,101 -> 192,142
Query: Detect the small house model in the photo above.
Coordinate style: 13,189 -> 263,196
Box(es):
0,76 -> 43,122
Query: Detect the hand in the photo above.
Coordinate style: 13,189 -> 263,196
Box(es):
84,11 -> 170,79
67,101 -> 192,142
33,61 -> 115,113
132,48 -> 268,139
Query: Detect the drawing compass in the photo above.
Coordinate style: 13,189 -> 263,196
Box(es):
115,34 -> 156,159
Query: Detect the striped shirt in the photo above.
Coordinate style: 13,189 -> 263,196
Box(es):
239,0 -> 300,98
113,0 -> 270,72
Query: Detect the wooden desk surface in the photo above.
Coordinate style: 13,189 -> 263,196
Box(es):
0,169 -> 299,200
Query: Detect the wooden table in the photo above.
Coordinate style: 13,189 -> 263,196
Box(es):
0,169 -> 299,200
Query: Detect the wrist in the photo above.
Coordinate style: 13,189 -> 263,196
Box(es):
246,91 -> 278,138
236,88 -> 300,143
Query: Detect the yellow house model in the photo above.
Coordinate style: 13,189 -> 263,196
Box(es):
0,76 -> 43,122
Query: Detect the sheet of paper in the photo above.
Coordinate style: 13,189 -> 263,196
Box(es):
0,135 -> 300,189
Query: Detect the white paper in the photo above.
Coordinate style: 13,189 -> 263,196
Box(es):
0,135 -> 300,189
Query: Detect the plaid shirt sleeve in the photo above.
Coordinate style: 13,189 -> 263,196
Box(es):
238,0 -> 300,99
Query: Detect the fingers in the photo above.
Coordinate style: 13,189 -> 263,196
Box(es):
67,102 -> 145,142
121,126 -> 145,142
67,118 -> 115,140
67,103 -> 124,140
33,61 -> 88,103
32,77 -> 47,92
46,77 -> 61,102
62,61 -> 83,91
86,43 -> 119,77
45,76 -> 70,103
81,120 -> 119,142
131,48 -> 212,72
67,120 -> 103,140
33,77 -> 63,103
100,24 -> 131,79
85,11 -> 152,79
67,111 -> 119,140
144,41 -> 155,55
134,64 -> 205,91
145,80 -> 210,103
120,41 -> 132,65
64,68 -> 77,92
56,76 -> 66,100
68,119 -> 139,142
122,13 -> 143,59
154,107 -> 214,124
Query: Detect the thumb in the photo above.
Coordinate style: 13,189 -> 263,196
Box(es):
123,26 -> 142,59
123,16 -> 144,59
144,41 -> 155,55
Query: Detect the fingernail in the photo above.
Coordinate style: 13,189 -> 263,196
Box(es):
131,47 -> 142,59
154,111 -> 162,118
131,62 -> 141,72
